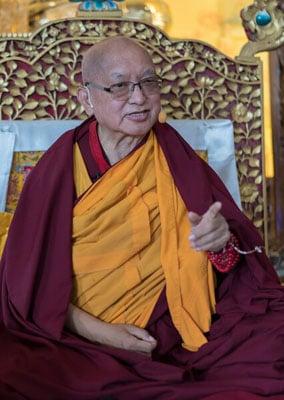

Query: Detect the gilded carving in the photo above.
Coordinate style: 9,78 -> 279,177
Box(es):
0,18 -> 266,236
239,0 -> 284,61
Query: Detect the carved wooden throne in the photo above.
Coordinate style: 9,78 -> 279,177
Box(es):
0,0 -> 283,253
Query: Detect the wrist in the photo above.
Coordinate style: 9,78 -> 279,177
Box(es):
66,304 -> 107,343
208,233 -> 240,273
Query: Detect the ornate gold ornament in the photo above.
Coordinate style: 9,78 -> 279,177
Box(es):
70,0 -> 124,17
28,1 -> 170,31
239,0 -> 284,61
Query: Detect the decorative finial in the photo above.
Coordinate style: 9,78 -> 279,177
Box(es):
238,0 -> 284,60
69,0 -> 124,17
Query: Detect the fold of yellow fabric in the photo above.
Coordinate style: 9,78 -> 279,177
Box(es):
154,138 -> 216,351
72,132 -> 216,351
0,212 -> 13,259
72,135 -> 164,328
73,143 -> 93,198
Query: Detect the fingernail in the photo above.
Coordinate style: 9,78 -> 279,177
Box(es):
189,234 -> 195,241
147,335 -> 156,341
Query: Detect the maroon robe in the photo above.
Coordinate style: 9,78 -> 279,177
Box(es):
1,117 -> 284,400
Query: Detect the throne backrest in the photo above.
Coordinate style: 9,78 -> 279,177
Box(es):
0,18 -> 265,240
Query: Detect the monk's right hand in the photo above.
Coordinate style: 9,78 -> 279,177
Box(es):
96,323 -> 157,356
65,305 -> 157,356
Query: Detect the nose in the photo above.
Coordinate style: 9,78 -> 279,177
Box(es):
128,82 -> 146,104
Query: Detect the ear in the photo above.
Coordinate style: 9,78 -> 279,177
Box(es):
77,86 -> 95,117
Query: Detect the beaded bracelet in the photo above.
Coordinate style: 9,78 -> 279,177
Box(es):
207,233 -> 240,273
208,233 -> 264,273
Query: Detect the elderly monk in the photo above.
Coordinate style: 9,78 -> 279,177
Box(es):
1,37 -> 284,400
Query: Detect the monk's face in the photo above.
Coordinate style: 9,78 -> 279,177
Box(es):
84,45 -> 161,138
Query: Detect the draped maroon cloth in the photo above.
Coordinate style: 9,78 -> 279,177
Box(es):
1,117 -> 284,400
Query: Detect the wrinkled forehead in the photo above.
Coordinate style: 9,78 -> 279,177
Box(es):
82,38 -> 156,83
99,47 -> 155,80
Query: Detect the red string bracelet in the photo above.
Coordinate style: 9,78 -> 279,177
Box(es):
207,233 -> 240,273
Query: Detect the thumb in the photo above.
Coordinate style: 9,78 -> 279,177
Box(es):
188,211 -> 202,226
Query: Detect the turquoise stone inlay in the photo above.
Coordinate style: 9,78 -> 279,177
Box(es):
255,10 -> 272,26
83,1 -> 93,10
69,0 -> 124,11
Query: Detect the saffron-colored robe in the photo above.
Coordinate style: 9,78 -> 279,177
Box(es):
1,117 -> 284,400
72,130 -> 216,351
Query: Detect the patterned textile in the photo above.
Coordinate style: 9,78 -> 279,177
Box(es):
5,151 -> 43,213
0,151 -> 43,256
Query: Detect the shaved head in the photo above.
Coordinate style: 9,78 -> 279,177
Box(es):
78,35 -> 161,142
82,36 -> 154,84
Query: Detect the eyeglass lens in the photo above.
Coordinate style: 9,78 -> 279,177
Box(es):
111,79 -> 161,100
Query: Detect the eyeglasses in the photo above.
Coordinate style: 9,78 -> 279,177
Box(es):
85,76 -> 162,101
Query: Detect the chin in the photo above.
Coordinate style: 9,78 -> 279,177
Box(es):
123,119 -> 156,137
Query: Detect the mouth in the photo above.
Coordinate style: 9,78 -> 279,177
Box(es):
125,110 -> 149,122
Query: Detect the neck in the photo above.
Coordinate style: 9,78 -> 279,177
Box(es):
97,125 -> 145,165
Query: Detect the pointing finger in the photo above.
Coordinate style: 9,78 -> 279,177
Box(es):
203,202 -> 222,221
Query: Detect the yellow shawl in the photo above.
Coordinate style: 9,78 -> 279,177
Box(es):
72,132 -> 216,351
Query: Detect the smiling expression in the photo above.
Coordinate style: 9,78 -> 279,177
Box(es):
80,38 -> 161,139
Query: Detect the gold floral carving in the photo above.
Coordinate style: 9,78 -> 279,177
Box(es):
0,18 -> 266,237
239,0 -> 284,61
